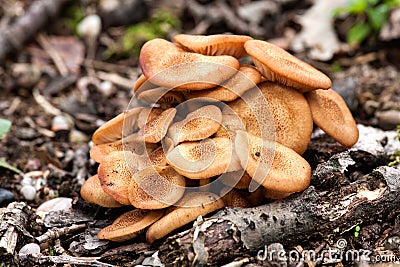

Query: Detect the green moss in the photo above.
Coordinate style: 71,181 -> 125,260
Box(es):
63,4 -> 85,36
105,11 -> 180,59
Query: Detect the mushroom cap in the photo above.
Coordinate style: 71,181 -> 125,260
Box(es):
244,40 -> 332,92
139,38 -> 240,90
235,131 -> 311,193
167,105 -> 222,144
133,74 -> 151,94
137,87 -> 184,107
80,175 -> 123,208
92,108 -> 142,145
90,139 -> 123,163
166,137 -> 241,179
220,187 -> 251,207
220,169 -> 252,189
98,151 -> 140,205
137,107 -> 176,143
188,64 -> 262,102
137,146 -> 168,169
146,192 -> 224,243
98,209 -> 163,242
137,107 -> 164,129
306,89 -> 359,148
228,82 -> 312,154
173,34 -> 253,58
128,166 -> 186,209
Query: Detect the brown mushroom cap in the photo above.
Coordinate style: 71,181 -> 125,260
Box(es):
146,192 -> 224,243
90,139 -> 123,163
306,89 -> 359,148
137,107 -> 164,129
166,137 -> 241,179
173,34 -> 253,58
80,175 -> 123,208
167,105 -> 222,144
220,187 -> 250,207
98,151 -> 140,205
98,209 -> 163,242
137,87 -> 184,108
220,169 -> 252,189
244,40 -> 332,92
128,166 -> 186,209
137,107 -> 176,143
228,82 -> 312,154
235,131 -> 311,193
188,64 -> 262,102
92,108 -> 142,145
139,38 -> 240,90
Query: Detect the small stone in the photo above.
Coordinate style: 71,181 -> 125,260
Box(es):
376,110 -> 400,130
77,14 -> 102,39
332,77 -> 357,112
51,115 -> 71,132
99,80 -> 115,97
19,243 -> 41,258
20,185 -> 36,201
0,188 -> 15,207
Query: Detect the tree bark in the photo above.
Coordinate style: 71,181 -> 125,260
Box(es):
159,165 -> 400,266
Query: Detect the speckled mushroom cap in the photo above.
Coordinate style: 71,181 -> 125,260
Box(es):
220,187 -> 251,207
220,169 -> 252,189
98,209 -> 163,242
136,107 -> 176,143
166,137 -> 241,179
97,151 -> 140,205
305,89 -> 359,147
80,175 -> 123,208
228,82 -> 312,154
244,40 -> 332,92
146,192 -> 225,243
173,34 -> 253,58
188,64 -> 262,102
139,38 -> 240,90
235,131 -> 311,193
92,107 -> 142,145
128,166 -> 186,209
167,105 -> 222,144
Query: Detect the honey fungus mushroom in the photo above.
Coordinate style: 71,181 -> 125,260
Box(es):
80,34 -> 361,244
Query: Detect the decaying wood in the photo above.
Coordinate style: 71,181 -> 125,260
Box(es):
159,162 -> 400,266
0,0 -> 72,62
0,202 -> 36,263
36,223 -> 86,244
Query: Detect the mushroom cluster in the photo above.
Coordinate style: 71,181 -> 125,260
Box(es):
80,34 -> 359,243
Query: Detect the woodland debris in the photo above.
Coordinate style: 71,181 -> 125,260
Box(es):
0,0 -> 72,62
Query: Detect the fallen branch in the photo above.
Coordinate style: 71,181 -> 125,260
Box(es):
0,0 -> 71,62
159,152 -> 400,266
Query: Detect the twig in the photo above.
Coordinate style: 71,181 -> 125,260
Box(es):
83,59 -> 139,76
32,87 -> 62,116
0,0 -> 72,62
36,33 -> 69,77
97,71 -> 135,89
27,254 -> 116,266
36,224 -> 86,244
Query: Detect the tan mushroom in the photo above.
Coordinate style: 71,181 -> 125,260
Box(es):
98,151 -> 140,205
220,169 -> 252,189
173,34 -> 253,58
167,105 -> 222,144
92,108 -> 142,145
137,87 -> 184,108
166,137 -> 241,179
263,189 -> 292,200
146,192 -> 224,243
244,40 -> 332,92
229,82 -> 313,154
137,107 -> 164,129
187,64 -> 262,102
128,166 -> 186,209
136,107 -> 176,143
235,131 -> 311,193
80,175 -> 123,208
98,209 -> 163,242
220,187 -> 251,207
139,38 -> 240,90
305,89 -> 359,148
